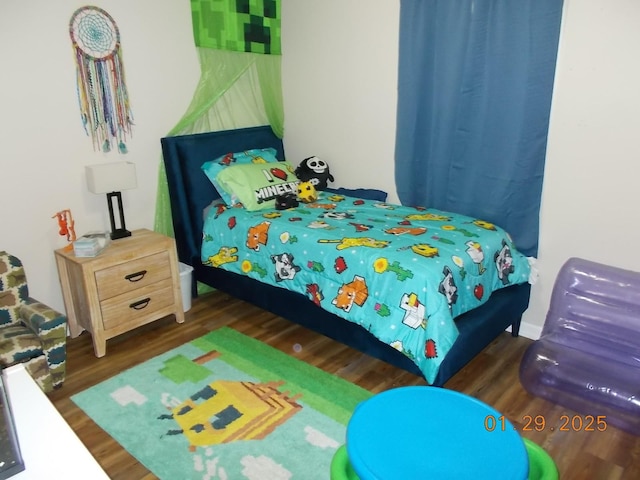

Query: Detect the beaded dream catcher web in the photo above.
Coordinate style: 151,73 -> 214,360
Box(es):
69,6 -> 133,153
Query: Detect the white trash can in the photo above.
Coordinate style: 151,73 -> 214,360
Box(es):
178,262 -> 194,312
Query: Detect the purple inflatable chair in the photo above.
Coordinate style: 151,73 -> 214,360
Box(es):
519,257 -> 640,436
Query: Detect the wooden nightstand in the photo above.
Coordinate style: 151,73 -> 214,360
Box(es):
54,229 -> 185,357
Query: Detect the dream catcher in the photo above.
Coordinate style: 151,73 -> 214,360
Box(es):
69,6 -> 133,154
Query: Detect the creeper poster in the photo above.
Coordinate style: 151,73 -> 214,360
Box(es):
191,0 -> 281,55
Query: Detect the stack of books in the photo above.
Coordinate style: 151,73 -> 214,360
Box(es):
73,232 -> 111,257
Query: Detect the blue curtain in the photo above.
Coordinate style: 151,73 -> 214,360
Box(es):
395,0 -> 563,257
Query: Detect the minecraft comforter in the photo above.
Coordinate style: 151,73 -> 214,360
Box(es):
201,192 -> 531,383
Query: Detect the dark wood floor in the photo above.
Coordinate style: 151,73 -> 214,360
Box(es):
48,291 -> 640,479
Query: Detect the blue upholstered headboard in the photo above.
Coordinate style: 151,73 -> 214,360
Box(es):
161,126 -> 284,267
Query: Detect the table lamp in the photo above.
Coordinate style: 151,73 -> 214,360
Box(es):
86,161 -> 137,240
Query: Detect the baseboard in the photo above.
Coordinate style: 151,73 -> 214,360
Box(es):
506,320 -> 542,340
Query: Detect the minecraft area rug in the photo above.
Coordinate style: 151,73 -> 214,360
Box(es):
71,327 -> 371,480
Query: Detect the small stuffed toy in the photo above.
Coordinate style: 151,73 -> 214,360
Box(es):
297,181 -> 318,203
275,193 -> 299,210
294,156 -> 334,190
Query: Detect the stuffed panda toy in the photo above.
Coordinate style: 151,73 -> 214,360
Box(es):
294,156 -> 334,190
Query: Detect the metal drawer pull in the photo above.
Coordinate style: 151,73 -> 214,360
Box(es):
129,298 -> 151,310
125,270 -> 147,282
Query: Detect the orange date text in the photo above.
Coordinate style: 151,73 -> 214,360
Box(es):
484,414 -> 607,432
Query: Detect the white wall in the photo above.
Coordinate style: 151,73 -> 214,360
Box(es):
282,0 -> 640,337
0,1 -> 200,313
281,0 -> 400,203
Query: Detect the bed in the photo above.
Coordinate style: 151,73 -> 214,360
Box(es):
161,125 -> 532,386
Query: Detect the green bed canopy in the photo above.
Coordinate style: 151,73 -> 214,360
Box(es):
154,0 -> 284,238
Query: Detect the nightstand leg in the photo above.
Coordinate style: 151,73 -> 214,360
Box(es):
92,332 -> 107,358
55,254 -> 84,338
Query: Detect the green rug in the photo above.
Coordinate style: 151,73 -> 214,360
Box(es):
72,327 -> 372,479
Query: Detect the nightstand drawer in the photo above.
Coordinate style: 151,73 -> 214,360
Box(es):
95,251 -> 171,301
100,279 -> 176,330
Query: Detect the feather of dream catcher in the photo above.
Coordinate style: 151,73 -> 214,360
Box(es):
69,6 -> 133,154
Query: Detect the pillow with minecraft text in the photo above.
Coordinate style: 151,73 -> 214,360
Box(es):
202,148 -> 279,205
214,161 -> 299,211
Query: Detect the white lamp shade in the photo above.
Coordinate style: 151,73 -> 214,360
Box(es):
86,161 -> 137,194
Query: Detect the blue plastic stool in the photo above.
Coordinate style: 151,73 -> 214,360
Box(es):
342,386 -> 529,479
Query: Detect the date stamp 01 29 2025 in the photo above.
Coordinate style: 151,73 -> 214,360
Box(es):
484,414 -> 608,433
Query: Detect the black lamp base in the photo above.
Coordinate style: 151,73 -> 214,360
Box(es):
106,191 -> 132,241
110,229 -> 132,240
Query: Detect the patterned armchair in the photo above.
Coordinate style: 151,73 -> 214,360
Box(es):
0,251 -> 67,393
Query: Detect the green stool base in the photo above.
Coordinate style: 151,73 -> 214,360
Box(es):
524,438 -> 559,480
331,439 -> 557,480
331,445 -> 360,480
